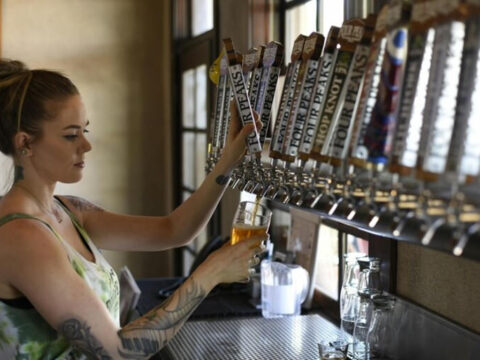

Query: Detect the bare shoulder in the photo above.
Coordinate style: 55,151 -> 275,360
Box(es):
0,218 -> 66,278
0,217 -> 59,253
0,191 -> 29,217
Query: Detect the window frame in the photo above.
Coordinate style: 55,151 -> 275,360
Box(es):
171,0 -> 220,276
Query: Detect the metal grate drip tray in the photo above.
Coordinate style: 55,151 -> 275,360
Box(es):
162,314 -> 342,360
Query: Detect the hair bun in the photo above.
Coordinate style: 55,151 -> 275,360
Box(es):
0,59 -> 29,80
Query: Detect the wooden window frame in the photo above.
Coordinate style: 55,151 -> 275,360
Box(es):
171,0 -> 220,276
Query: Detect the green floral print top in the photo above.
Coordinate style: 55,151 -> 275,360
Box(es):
0,203 -> 120,359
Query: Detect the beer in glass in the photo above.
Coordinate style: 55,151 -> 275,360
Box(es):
231,201 -> 272,246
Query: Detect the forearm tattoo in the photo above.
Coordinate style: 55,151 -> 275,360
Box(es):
64,195 -> 104,212
58,277 -> 207,359
118,277 -> 207,358
59,319 -> 112,359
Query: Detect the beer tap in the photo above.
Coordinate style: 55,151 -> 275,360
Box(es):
396,0 -> 467,243
267,35 -> 307,200
348,2 -> 410,226
311,14 -> 379,219
453,223 -> 480,258
343,4 -> 389,216
421,191 -> 464,250
420,2 -> 480,248
296,27 -> 341,190
311,170 -> 337,212
306,16 -> 374,214
369,173 -> 402,232
393,184 -> 432,240
252,42 -> 284,196
278,31 -> 325,205
223,39 -> 263,194
387,0 -> 436,237
206,50 -> 229,172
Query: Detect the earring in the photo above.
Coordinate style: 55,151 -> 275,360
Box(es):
21,149 -> 27,156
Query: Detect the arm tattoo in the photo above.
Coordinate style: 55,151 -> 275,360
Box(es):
59,319 -> 112,359
117,276 -> 207,359
64,195 -> 104,212
58,277 -> 207,359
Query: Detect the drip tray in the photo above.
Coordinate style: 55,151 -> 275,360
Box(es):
161,314 -> 342,360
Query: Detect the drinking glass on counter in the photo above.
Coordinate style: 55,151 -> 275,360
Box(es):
231,201 -> 272,246
318,340 -> 348,360
340,253 -> 366,337
367,294 -> 397,360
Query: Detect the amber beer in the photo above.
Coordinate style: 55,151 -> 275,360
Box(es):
230,200 -> 271,246
231,224 -> 268,246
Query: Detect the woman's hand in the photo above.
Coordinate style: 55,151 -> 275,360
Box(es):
196,235 -> 267,287
216,101 -> 261,174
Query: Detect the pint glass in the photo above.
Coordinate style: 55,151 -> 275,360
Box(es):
231,201 -> 272,246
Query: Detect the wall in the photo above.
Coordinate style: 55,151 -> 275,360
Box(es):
397,242 -> 480,334
1,0 -> 174,278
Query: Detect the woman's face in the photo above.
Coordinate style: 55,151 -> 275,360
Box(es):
29,94 -> 92,184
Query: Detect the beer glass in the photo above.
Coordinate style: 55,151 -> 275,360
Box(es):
231,201 -> 272,246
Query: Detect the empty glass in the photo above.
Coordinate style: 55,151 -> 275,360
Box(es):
318,339 -> 348,360
352,290 -> 378,360
340,253 -> 366,337
367,294 -> 397,359
357,257 -> 381,293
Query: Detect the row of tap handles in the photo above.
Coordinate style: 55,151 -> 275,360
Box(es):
205,0 -> 480,259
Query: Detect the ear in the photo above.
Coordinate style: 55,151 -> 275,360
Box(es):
13,131 -> 34,156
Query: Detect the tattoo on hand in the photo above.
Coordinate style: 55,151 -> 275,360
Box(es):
59,319 -> 112,359
64,195 -> 104,212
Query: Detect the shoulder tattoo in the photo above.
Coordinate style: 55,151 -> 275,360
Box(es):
64,195 -> 104,213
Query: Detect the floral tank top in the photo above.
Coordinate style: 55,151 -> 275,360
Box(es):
0,201 -> 120,359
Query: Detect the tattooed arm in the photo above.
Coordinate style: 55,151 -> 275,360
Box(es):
1,216 -> 263,359
59,275 -> 209,359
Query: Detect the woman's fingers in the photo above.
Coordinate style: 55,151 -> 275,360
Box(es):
213,234 -> 269,283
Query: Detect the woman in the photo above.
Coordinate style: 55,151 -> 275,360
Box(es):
0,59 -> 264,359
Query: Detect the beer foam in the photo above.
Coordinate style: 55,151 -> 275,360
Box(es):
233,224 -> 268,230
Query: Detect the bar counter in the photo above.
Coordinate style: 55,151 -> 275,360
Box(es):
136,277 -> 480,360
136,278 -> 342,360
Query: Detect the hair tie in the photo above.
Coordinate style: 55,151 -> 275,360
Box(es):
16,71 -> 33,132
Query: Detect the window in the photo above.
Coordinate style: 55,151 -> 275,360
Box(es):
192,0 -> 214,36
173,0 -> 216,276
318,0 -> 344,35
346,234 -> 369,255
314,231 -> 369,301
174,0 -> 214,39
285,0 -> 317,62
180,65 -> 210,273
181,65 -> 208,192
314,225 -> 340,301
